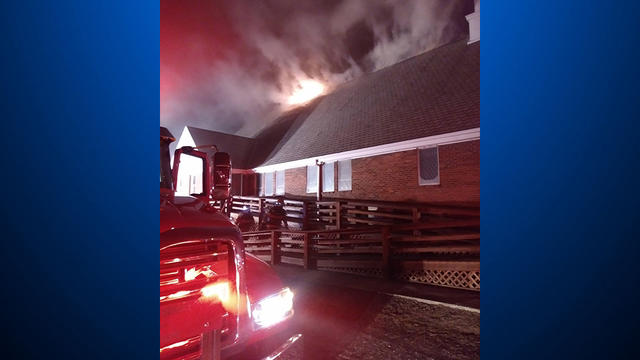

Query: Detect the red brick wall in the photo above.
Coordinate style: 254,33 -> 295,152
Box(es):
282,140 -> 479,204
284,167 -> 307,195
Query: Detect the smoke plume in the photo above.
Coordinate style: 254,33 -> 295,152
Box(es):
160,0 -> 473,138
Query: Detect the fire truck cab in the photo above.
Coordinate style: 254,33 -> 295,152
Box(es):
160,127 -> 299,359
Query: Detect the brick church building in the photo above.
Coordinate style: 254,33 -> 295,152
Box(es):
176,3 -> 480,205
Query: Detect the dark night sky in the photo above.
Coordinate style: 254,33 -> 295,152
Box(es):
160,0 -> 473,139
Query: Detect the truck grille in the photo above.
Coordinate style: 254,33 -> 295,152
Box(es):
160,237 -> 238,360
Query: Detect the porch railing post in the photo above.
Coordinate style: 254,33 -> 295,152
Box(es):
302,201 -> 309,230
382,226 -> 392,279
303,232 -> 313,270
412,207 -> 422,236
271,231 -> 281,265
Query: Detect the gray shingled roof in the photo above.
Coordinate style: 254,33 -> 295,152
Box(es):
186,126 -> 255,169
256,38 -> 479,167
185,38 -> 479,169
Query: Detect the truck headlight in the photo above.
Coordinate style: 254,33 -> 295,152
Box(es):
251,288 -> 294,329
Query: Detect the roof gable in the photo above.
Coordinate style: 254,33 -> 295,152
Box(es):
175,126 -> 196,148
181,126 -> 256,169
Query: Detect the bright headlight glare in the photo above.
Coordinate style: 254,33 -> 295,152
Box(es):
252,288 -> 294,329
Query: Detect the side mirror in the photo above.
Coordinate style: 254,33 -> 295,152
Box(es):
173,147 -> 209,199
211,152 -> 231,200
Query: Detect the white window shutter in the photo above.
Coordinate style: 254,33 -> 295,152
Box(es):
338,160 -> 352,191
275,170 -> 285,195
306,166 -> 318,193
323,162 -> 335,192
264,172 -> 274,196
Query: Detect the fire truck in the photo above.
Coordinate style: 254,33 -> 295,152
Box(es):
160,127 -> 300,360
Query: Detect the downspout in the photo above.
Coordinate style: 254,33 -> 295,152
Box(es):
316,160 -> 325,201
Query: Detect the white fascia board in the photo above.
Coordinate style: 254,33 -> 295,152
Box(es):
231,169 -> 255,174
466,12 -> 480,44
253,127 -> 480,173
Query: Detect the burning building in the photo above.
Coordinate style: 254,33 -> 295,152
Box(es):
176,3 -> 480,205
179,4 -> 480,202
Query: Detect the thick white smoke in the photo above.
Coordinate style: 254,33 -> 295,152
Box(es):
160,0 -> 472,137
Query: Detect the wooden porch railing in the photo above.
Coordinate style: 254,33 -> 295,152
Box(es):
241,218 -> 480,291
228,196 -> 479,231
230,196 -> 309,229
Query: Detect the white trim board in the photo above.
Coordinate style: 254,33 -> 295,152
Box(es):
387,293 -> 480,313
253,127 -> 480,173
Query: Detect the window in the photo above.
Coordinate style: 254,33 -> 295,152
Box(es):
419,147 -> 440,185
338,160 -> 352,191
264,172 -> 275,196
275,170 -> 285,195
258,174 -> 264,196
323,162 -> 335,192
306,165 -> 318,193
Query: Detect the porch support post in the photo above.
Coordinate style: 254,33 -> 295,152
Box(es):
382,226 -> 392,279
316,160 -> 325,201
271,231 -> 281,265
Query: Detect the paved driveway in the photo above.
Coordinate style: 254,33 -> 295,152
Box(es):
274,265 -> 480,360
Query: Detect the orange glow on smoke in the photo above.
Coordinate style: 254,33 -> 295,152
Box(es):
288,79 -> 325,105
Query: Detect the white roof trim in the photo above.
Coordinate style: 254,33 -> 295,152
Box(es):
466,1 -> 480,44
254,127 -> 480,173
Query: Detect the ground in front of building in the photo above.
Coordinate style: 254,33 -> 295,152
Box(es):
274,265 -> 480,360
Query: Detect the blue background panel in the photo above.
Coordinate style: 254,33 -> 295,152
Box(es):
482,1 -> 640,359
0,1 -> 158,359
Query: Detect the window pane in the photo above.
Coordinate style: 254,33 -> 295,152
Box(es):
419,147 -> 439,185
275,170 -> 285,195
306,166 -> 318,193
323,162 -> 335,192
265,172 -> 274,196
338,160 -> 352,191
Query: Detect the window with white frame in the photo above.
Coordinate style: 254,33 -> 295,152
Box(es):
275,170 -> 285,195
338,160 -> 352,191
418,146 -> 440,185
264,172 -> 275,196
306,165 -> 318,193
323,162 -> 335,192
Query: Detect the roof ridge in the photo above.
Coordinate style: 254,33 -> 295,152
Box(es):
186,125 -> 254,140
328,36 -> 470,93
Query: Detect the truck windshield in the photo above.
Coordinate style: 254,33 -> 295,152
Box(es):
160,140 -> 173,190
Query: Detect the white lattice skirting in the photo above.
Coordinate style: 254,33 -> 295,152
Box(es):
394,260 -> 480,291
396,269 -> 480,290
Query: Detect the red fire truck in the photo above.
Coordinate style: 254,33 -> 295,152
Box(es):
160,127 -> 300,359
